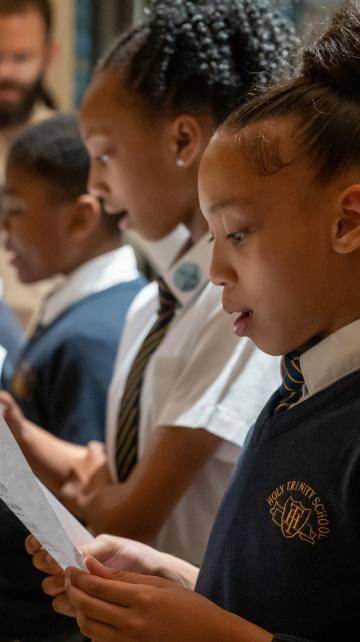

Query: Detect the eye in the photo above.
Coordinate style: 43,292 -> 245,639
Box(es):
227,229 -> 249,245
0,197 -> 26,218
95,153 -> 110,166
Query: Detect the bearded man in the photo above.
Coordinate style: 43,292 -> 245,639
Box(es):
0,0 -> 56,179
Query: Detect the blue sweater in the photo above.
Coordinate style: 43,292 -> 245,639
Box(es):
196,370 -> 360,642
0,277 -> 146,642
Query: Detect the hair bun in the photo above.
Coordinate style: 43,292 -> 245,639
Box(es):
302,1 -> 360,96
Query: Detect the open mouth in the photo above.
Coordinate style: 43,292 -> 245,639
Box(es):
233,310 -> 253,337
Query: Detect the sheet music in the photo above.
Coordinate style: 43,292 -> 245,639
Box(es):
0,415 -> 93,570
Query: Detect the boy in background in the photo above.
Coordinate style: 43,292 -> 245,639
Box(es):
0,113 -> 146,642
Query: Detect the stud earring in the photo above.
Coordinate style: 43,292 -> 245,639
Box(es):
176,158 -> 186,167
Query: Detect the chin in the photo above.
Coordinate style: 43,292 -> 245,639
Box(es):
16,268 -> 42,284
249,334 -> 287,357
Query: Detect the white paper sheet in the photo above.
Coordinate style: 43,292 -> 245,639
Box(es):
0,416 -> 94,570
0,345 -> 7,379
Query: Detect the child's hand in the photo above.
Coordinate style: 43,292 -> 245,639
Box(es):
65,558 -> 234,642
58,441 -> 111,519
25,532 -> 191,617
0,390 -> 26,439
25,534 -> 75,617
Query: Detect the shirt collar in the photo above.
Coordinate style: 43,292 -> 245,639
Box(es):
39,245 -> 139,327
300,318 -> 360,397
162,234 -> 211,306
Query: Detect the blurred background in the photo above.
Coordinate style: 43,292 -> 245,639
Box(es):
51,0 -> 345,113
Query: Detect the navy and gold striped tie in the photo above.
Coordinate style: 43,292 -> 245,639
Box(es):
275,351 -> 305,413
115,278 -> 178,481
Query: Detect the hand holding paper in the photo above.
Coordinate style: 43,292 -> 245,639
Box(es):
0,415 -> 93,570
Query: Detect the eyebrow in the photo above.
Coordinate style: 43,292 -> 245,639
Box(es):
208,198 -> 252,215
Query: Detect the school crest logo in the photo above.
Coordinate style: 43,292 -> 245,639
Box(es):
267,481 -> 330,545
11,362 -> 36,402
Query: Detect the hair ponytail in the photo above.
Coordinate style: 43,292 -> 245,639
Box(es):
222,0 -> 360,184
302,1 -> 360,97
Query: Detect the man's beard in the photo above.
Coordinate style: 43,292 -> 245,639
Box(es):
0,76 -> 45,129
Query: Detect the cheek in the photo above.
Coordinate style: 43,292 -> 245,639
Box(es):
16,58 -> 44,84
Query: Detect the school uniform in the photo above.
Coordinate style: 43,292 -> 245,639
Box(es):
0,299 -> 23,369
196,319 -> 360,641
0,246 -> 146,642
107,235 -> 281,566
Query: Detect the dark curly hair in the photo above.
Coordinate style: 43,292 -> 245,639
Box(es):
97,0 -> 298,124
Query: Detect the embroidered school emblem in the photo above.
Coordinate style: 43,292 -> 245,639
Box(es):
11,362 -> 36,402
173,262 -> 201,292
267,481 -> 330,545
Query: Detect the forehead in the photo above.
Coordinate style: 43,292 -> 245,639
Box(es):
199,120 -> 312,209
80,70 -> 165,151
0,9 -> 47,50
81,71 -> 139,135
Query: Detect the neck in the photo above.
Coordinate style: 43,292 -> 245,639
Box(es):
63,236 -> 122,276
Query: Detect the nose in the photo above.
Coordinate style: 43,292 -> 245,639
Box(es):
0,211 -> 10,232
87,165 -> 109,200
209,241 -> 236,288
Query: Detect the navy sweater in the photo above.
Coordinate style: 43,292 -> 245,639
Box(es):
0,278 -> 146,642
196,370 -> 360,642
0,299 -> 23,368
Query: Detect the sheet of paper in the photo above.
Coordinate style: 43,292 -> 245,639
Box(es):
0,415 -> 94,570
0,345 -> 7,379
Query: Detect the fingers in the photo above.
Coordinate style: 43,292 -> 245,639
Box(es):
42,573 -> 66,597
88,440 -> 107,455
66,571 -> 131,630
76,613 -> 121,641
66,567 -> 135,608
85,556 -> 169,589
25,535 -> 62,575
86,556 -> 120,578
25,534 -> 42,555
0,390 -> 14,405
33,548 -> 62,575
52,592 -> 77,618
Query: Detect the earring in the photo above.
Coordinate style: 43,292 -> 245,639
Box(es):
176,158 -> 186,167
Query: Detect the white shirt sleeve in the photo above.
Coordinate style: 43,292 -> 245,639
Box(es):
157,305 -> 281,459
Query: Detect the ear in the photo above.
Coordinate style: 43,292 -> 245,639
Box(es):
67,195 -> 102,241
333,186 -> 360,254
169,115 -> 204,169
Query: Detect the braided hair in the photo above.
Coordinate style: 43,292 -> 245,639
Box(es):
97,0 -> 297,124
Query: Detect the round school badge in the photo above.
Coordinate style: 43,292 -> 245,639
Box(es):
173,262 -> 201,292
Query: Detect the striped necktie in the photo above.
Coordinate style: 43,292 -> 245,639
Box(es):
115,278 -> 178,481
275,351 -> 305,414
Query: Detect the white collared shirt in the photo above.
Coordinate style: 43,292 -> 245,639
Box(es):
107,236 -> 281,565
299,319 -> 360,401
38,246 -> 139,328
